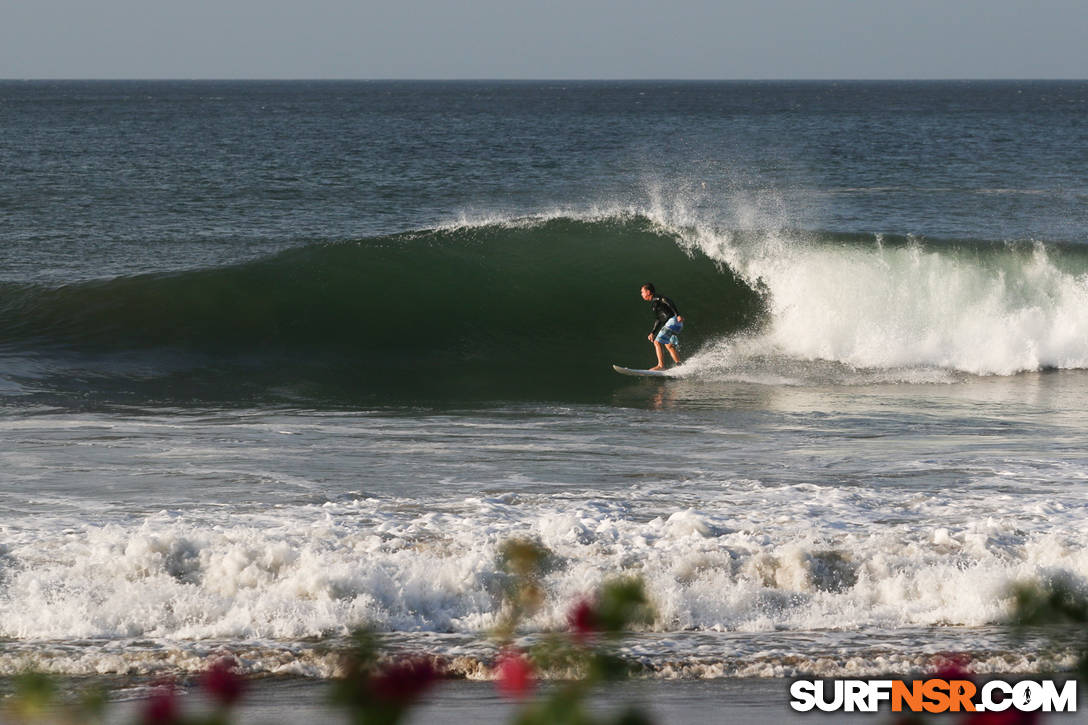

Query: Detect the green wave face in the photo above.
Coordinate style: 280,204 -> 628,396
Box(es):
0,216 -> 764,404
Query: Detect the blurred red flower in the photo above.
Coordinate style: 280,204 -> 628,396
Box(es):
930,652 -> 973,681
371,657 -> 440,704
567,597 -> 598,643
200,657 -> 246,707
495,649 -> 534,699
141,680 -> 180,725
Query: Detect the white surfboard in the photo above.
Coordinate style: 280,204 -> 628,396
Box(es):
612,364 -> 677,378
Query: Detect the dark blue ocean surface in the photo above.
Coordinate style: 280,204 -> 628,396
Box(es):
2,81 -> 1086,278
1,83 -> 1088,685
2,81 -> 1086,405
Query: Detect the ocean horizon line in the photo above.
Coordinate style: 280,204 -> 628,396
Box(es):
2,76 -> 1085,83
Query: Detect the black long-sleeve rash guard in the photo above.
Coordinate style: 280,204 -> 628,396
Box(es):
649,295 -> 680,336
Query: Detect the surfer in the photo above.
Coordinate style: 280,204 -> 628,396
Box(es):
641,283 -> 684,371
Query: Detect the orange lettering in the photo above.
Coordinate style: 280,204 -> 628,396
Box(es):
892,680 -> 924,712
922,679 -> 951,713
949,680 -> 976,712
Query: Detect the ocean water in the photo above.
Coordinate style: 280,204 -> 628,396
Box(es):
2,81 -> 1088,686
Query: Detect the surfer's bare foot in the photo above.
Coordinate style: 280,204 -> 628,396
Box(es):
649,365 -> 665,371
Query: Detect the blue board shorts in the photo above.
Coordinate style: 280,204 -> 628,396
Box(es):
654,316 -> 683,346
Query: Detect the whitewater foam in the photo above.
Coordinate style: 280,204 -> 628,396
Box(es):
3,474 -> 1085,642
3,393 -> 1086,680
0,635 -> 1076,680
628,197 -> 1088,378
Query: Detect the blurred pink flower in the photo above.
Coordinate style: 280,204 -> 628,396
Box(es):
930,652 -> 974,681
201,657 -> 246,707
567,598 -> 598,643
495,649 -> 534,699
141,680 -> 180,725
371,657 -> 440,704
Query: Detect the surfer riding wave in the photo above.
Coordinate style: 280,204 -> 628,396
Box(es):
641,283 -> 684,371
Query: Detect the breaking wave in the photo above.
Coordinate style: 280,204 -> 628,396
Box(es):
3,211 -> 1088,404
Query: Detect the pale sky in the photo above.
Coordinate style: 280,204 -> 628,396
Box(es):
3,0 -> 1086,79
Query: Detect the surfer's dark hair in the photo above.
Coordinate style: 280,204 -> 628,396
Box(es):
642,283 -> 656,295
